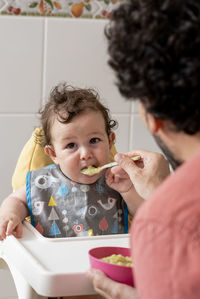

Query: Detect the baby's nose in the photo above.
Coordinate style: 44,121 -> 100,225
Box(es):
80,147 -> 93,160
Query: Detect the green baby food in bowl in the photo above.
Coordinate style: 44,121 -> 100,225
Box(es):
88,246 -> 134,286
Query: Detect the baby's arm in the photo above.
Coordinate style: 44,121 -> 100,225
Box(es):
0,185 -> 28,240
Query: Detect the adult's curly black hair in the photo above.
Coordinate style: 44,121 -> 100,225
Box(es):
105,0 -> 200,134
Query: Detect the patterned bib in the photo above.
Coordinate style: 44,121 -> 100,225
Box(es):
26,164 -> 128,238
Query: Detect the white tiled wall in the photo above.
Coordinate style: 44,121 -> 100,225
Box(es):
0,16 -> 160,298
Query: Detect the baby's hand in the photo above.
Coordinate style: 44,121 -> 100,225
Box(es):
105,167 -> 133,194
0,213 -> 23,240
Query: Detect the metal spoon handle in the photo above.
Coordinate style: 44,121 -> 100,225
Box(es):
101,155 -> 140,171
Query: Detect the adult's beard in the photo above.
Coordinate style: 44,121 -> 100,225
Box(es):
153,134 -> 183,171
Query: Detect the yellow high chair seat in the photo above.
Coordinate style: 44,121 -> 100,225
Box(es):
12,127 -> 117,191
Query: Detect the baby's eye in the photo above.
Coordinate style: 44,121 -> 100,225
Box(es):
66,143 -> 77,149
90,137 -> 100,144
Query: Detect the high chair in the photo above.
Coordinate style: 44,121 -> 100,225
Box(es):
0,128 -> 131,298
0,220 -> 129,298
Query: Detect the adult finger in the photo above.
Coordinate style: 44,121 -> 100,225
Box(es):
87,269 -> 137,299
88,269 -> 121,298
115,153 -> 141,181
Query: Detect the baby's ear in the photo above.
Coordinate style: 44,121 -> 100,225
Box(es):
44,145 -> 57,162
109,132 -> 115,149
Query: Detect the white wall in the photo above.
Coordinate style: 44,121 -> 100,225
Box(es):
0,16 -> 160,298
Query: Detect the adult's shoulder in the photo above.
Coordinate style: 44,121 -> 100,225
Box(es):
134,147 -> 200,224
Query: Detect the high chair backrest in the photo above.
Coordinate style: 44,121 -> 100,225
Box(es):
12,127 -> 118,191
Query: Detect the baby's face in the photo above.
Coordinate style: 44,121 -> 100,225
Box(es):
49,110 -> 114,184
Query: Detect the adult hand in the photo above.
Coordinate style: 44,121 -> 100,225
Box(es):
105,163 -> 145,215
87,269 -> 139,299
113,150 -> 170,200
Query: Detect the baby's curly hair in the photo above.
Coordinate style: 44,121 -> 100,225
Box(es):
39,82 -> 117,146
106,0 -> 200,134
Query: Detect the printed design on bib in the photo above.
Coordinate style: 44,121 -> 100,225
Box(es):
96,183 -> 104,193
48,207 -> 59,221
112,219 -> 119,234
58,184 -> 68,196
47,196 -> 62,236
62,210 -> 68,223
88,229 -> 94,236
112,210 -> 123,233
71,185 -> 78,192
28,165 -> 126,238
87,205 -> 98,217
50,221 -> 61,236
62,217 -> 68,223
97,197 -> 117,210
73,224 -> 83,234
34,174 -> 59,189
99,217 -> 108,231
71,180 -> 78,192
113,209 -> 123,222
76,206 -> 88,219
48,196 -> 56,206
36,222 -> 43,235
32,201 -> 45,215
80,185 -> 90,192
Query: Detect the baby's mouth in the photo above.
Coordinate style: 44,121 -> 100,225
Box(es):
81,164 -> 97,170
81,165 -> 99,176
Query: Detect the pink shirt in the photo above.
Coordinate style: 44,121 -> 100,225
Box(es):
130,147 -> 200,299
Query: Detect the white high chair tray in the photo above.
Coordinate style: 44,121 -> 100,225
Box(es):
0,220 -> 130,297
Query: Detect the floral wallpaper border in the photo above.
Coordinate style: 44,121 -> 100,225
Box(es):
0,0 -> 125,19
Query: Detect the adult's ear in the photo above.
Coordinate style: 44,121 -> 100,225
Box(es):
146,113 -> 164,134
109,132 -> 115,149
44,145 -> 57,163
138,101 -> 164,134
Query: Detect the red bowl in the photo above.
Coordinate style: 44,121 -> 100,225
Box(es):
88,246 -> 134,286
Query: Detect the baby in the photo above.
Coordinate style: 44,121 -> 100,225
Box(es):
0,82 -> 134,240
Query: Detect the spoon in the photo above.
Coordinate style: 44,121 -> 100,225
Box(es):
81,155 -> 141,176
